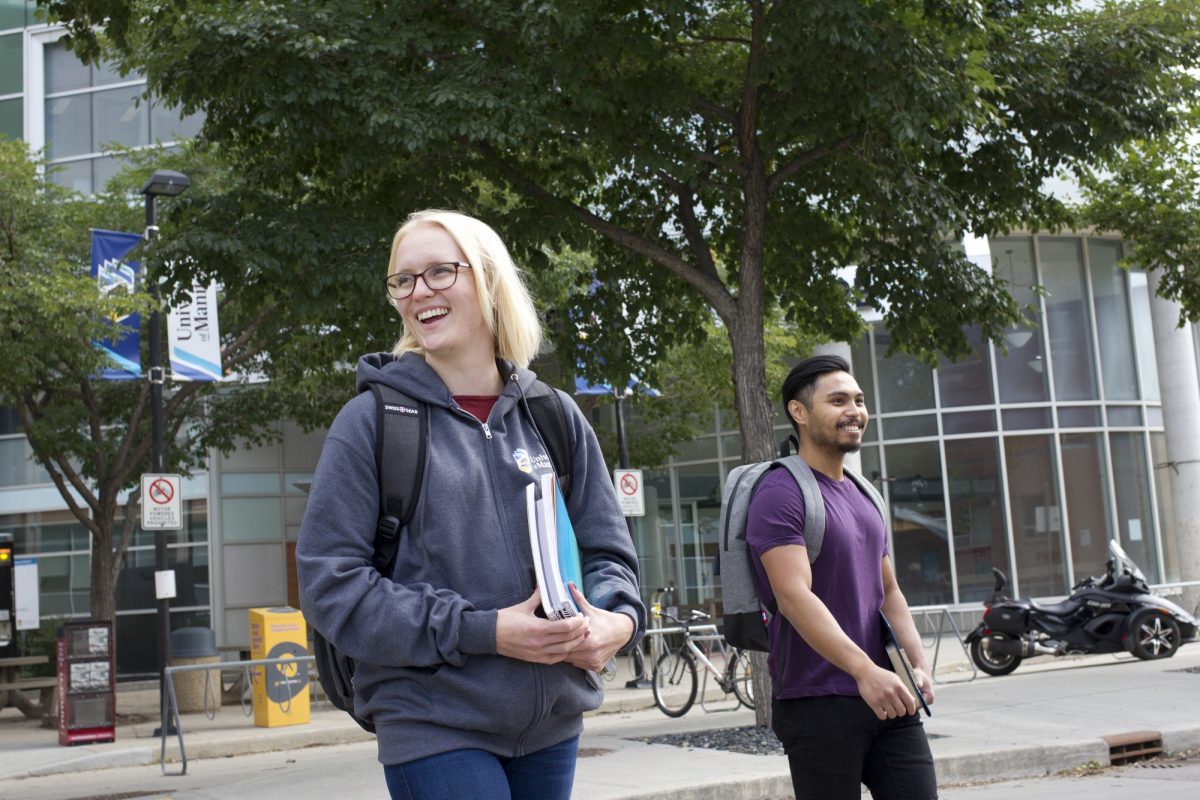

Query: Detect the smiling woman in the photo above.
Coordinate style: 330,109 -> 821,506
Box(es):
296,209 -> 646,800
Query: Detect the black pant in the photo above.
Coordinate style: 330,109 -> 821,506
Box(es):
772,695 -> 937,800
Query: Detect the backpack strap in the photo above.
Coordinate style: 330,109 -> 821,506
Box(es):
844,467 -> 887,525
524,380 -> 573,500
368,384 -> 427,575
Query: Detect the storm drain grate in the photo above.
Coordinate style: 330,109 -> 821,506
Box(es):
1103,730 -> 1163,766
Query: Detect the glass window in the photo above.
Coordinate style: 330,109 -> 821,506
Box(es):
116,609 -> 213,677
873,327 -> 935,413
1001,407 -> 1052,430
942,410 -> 996,435
882,442 -> 949,606
284,472 -> 314,494
117,543 -> 210,611
1107,406 -> 1142,427
1060,432 -> 1113,590
93,56 -> 127,87
221,497 -> 283,542
1088,239 -> 1138,400
851,331 -> 877,413
1151,433 -> 1180,582
150,102 -> 204,143
130,500 -> 208,547
937,326 -> 993,407
880,414 -> 937,439
673,435 -> 718,462
48,158 -> 92,193
859,445 -> 882,491
673,463 -> 721,606
1004,435 -> 1067,597
92,153 -> 133,192
1146,406 -> 1163,428
93,85 -> 148,150
1128,271 -> 1161,402
36,554 -> 91,616
1109,432 -> 1158,582
0,1 -> 28,31
45,94 -> 92,159
1058,406 -> 1102,428
946,437 -> 1009,603
0,509 -> 89,553
0,96 -> 20,139
719,433 -> 741,461
45,41 -> 90,94
0,436 -> 52,487
220,472 -> 283,495
1040,237 -> 1099,401
992,237 -> 1050,403
0,33 -> 20,95
644,469 -> 677,601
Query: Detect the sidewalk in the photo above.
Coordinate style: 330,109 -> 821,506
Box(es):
2,636 -> 1199,799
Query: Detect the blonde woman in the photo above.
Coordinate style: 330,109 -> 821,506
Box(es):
298,210 -> 644,800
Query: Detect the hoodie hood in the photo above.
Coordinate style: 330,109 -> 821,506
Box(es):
355,351 -> 538,408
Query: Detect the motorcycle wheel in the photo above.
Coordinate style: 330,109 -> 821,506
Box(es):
1126,609 -> 1181,660
969,634 -> 1022,676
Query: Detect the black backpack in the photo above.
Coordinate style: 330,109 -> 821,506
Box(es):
311,380 -> 572,733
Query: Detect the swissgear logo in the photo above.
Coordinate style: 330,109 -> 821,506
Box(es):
383,403 -> 418,415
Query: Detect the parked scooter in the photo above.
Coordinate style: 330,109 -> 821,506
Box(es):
965,539 -> 1199,676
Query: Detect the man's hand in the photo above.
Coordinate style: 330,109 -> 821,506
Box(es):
856,664 -> 918,720
562,583 -> 634,673
913,666 -> 935,706
496,590 -> 590,664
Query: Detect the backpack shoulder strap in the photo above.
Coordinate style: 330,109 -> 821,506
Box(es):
844,466 -> 887,526
367,383 -> 427,575
525,380 -> 573,500
774,455 -> 826,564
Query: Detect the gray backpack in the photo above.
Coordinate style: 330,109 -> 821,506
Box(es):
718,450 -> 885,651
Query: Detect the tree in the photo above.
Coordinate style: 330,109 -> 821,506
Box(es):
46,0 -> 1200,465
0,138 -> 405,623
1080,106 -> 1200,317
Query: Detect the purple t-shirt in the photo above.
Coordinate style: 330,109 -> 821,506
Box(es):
746,466 -> 888,699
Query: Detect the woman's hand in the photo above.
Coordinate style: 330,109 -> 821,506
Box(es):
562,583 -> 634,673
496,590 -> 590,664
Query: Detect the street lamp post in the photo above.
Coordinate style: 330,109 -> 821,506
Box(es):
140,169 -> 190,736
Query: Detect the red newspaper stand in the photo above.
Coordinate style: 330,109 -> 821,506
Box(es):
56,621 -> 115,745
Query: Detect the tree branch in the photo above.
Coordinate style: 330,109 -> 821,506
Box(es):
113,492 -> 142,586
477,144 -> 737,319
767,136 -> 859,195
656,169 -> 721,281
15,396 -> 103,540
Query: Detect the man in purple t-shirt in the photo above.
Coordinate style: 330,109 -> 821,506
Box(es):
747,355 -> 937,800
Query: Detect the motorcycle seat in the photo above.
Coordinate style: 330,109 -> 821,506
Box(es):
1029,598 -> 1082,616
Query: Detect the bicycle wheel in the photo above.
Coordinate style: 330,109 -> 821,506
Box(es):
728,649 -> 754,709
652,648 -> 698,717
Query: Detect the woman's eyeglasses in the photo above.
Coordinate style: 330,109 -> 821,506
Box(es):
385,262 -> 472,300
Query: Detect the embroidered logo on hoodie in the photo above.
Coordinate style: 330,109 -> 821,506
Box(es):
512,449 -> 551,473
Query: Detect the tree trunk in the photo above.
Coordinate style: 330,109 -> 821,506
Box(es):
89,523 -> 119,623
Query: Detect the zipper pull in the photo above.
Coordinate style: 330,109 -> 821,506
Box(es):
481,422 -> 492,440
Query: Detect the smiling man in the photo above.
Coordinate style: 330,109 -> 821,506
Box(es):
747,355 -> 937,800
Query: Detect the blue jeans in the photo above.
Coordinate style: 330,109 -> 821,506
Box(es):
382,736 -> 579,800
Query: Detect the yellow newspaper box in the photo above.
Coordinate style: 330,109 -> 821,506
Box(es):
249,607 -> 310,727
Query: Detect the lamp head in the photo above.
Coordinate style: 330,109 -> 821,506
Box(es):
140,169 -> 191,198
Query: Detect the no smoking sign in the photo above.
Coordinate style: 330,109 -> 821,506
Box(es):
141,473 -> 183,530
612,469 -> 645,517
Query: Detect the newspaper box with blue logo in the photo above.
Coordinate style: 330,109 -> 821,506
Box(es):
249,607 -> 310,727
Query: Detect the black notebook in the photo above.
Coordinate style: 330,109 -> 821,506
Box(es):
880,610 -> 931,717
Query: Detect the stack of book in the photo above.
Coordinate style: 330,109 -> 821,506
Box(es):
525,473 -> 584,620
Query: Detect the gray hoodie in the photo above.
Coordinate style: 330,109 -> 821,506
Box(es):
297,352 -> 645,766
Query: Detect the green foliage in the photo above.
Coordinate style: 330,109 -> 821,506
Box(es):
1080,105 -> 1200,321
18,616 -> 67,679
40,0 -> 1200,473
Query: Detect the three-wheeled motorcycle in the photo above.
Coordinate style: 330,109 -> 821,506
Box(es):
965,539 -> 1198,676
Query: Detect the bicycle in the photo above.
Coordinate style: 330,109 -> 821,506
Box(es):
650,609 -> 754,717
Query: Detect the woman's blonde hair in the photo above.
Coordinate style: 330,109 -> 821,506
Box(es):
388,209 -> 543,368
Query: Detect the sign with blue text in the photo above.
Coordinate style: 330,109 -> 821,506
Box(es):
168,279 -> 223,381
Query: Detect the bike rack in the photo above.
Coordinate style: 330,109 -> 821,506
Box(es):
689,631 -> 744,714
160,654 -> 317,776
923,607 -> 977,684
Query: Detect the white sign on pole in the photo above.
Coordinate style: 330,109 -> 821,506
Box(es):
14,558 -> 39,631
168,279 -> 223,381
613,469 -> 645,517
141,473 -> 183,530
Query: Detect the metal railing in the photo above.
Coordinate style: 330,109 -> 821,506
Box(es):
160,654 -> 318,776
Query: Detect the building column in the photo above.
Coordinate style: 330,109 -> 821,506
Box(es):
814,341 -> 863,473
1147,270 -> 1200,613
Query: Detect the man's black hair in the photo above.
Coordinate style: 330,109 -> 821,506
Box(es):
781,354 -> 852,438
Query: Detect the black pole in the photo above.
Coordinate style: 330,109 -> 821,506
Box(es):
146,194 -> 173,736
614,389 -> 630,471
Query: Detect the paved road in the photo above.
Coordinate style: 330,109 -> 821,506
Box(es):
5,742 -> 1197,800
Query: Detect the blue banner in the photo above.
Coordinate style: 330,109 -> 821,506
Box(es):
90,229 -> 144,380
